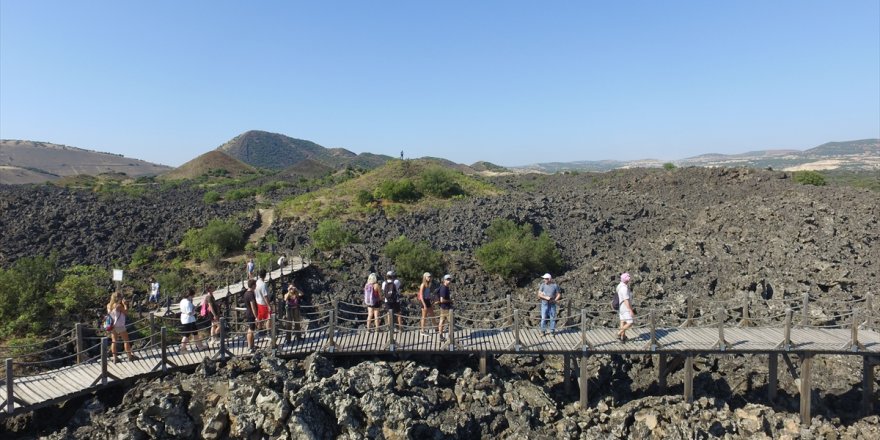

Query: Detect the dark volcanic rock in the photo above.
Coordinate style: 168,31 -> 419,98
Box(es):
0,184 -> 257,268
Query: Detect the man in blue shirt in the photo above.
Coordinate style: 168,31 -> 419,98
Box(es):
437,274 -> 454,341
538,273 -> 561,336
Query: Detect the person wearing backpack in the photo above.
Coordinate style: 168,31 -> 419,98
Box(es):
537,273 -> 561,336
201,287 -> 220,345
382,271 -> 404,332
617,272 -> 635,342
437,274 -> 454,341
106,292 -> 138,363
364,273 -> 382,332
418,272 -> 436,337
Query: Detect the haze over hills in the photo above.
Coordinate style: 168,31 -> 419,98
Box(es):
0,140 -> 172,184
517,139 -> 880,173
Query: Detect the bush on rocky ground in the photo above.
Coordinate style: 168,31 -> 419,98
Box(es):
311,219 -> 358,252
384,235 -> 445,287
476,219 -> 563,282
182,220 -> 245,267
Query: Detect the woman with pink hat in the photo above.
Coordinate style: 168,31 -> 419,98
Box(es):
617,272 -> 635,342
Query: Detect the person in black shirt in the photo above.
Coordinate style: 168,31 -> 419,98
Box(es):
242,279 -> 258,352
437,274 -> 454,340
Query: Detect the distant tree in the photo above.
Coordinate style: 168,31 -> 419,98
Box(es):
476,219 -> 563,282
663,162 -> 677,170
311,219 -> 358,251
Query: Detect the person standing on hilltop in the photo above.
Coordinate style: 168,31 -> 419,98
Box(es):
106,292 -> 138,363
537,273 -> 561,336
617,272 -> 635,342
437,274 -> 454,341
418,272 -> 436,337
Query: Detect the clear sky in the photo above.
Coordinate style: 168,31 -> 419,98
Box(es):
1,1 -> 878,167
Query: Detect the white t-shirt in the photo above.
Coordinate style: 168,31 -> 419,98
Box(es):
277,256 -> 286,267
617,282 -> 633,320
255,278 -> 269,305
180,298 -> 196,324
150,282 -> 160,296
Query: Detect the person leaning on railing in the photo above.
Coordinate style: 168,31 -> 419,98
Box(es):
284,284 -> 304,342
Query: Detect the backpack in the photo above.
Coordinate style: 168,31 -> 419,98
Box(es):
200,294 -> 209,317
431,286 -> 441,303
611,290 -> 620,312
383,281 -> 399,304
103,314 -> 114,332
364,283 -> 378,306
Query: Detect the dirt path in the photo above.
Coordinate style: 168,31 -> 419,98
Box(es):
247,208 -> 275,245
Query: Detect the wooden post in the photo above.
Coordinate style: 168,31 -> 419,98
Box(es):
684,297 -> 694,327
387,309 -> 396,351
325,310 -> 337,352
5,358 -> 13,413
506,295 -> 513,326
579,353 -> 589,408
801,293 -> 810,327
781,308 -> 793,351
219,318 -> 227,362
563,355 -> 572,394
716,307 -> 728,351
658,353 -> 667,393
846,306 -> 864,352
561,298 -> 570,328
100,337 -> 109,385
75,323 -> 85,364
479,351 -> 487,376
580,309 -> 591,351
800,354 -> 813,425
270,313 -> 277,352
513,309 -> 522,351
147,314 -> 156,347
768,353 -> 778,402
447,310 -> 455,351
646,311 -> 659,351
863,356 -> 875,417
684,354 -> 694,403
160,327 -> 168,373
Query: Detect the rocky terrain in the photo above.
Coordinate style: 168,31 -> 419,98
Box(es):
273,167 -> 880,309
0,184 -> 257,268
1,166 -> 878,438
9,352 -> 878,439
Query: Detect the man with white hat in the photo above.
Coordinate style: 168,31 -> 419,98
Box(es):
537,273 -> 561,336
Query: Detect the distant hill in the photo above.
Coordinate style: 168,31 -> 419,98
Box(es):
216,130 -> 393,170
470,161 -> 509,173
0,140 -> 171,184
159,150 -> 256,180
516,139 -> 880,173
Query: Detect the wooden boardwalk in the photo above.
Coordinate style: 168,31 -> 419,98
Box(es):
2,290 -> 878,426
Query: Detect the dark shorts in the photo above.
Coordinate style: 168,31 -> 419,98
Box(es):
245,315 -> 256,331
386,302 -> 401,314
422,300 -> 432,309
180,322 -> 197,335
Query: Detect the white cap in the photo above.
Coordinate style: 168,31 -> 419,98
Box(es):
542,273 -> 552,279
443,274 -> 453,281
387,270 -> 396,277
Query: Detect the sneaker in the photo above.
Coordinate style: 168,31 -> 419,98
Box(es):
112,357 -> 119,364
128,354 -> 139,361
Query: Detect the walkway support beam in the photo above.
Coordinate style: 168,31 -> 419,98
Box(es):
684,354 -> 694,403
864,356 -> 876,417
800,354 -> 813,425
768,353 -> 778,402
6,358 -> 13,413
579,353 -> 589,408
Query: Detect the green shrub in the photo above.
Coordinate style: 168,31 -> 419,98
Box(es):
475,219 -> 563,281
203,190 -> 221,204
156,271 -> 187,300
417,167 -> 464,198
384,236 -> 444,286
0,255 -> 62,337
663,162 -> 677,170
50,265 -> 107,317
225,187 -> 258,200
374,179 -> 422,203
355,189 -> 375,207
793,170 -> 826,186
182,220 -> 244,267
311,219 -> 358,251
129,245 -> 154,269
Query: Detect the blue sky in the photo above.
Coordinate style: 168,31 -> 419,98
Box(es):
1,1 -> 878,167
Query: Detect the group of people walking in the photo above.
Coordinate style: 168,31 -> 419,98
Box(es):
364,271 -> 455,340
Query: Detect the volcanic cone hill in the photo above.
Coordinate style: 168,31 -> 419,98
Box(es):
216,130 -> 392,170
159,150 -> 256,180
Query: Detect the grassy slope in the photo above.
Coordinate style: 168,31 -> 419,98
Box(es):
276,159 -> 501,220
